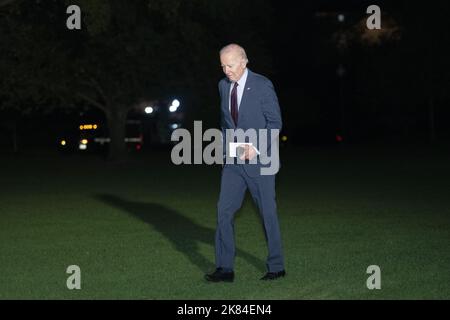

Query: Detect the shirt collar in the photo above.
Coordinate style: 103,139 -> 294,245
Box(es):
233,68 -> 248,88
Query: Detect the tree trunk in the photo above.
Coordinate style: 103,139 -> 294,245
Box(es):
105,107 -> 128,162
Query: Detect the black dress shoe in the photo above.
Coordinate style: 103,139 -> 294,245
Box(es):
205,268 -> 234,282
260,270 -> 286,280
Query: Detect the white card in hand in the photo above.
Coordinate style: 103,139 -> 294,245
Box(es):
229,143 -> 260,157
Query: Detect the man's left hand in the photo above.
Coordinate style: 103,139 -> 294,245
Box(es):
239,144 -> 257,161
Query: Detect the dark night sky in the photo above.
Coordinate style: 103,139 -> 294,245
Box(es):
266,1 -> 450,143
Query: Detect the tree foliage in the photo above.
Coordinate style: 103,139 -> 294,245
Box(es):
0,0 -> 274,158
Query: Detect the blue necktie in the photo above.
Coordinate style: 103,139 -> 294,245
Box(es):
230,82 -> 238,126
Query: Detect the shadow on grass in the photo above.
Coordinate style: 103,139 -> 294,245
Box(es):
94,194 -> 265,274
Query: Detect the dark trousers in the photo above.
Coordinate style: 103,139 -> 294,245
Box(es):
215,164 -> 285,272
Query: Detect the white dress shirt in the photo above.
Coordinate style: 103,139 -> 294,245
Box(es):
227,68 -> 260,155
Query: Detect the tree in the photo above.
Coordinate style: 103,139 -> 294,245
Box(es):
0,0 -> 274,159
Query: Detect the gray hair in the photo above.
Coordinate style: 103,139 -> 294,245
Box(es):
219,43 -> 249,64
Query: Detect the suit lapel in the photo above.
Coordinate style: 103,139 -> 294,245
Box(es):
237,69 -> 253,126
222,81 -> 235,128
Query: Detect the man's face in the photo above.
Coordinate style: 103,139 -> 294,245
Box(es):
220,51 -> 246,82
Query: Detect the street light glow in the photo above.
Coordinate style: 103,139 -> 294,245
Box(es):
145,106 -> 154,114
171,99 -> 180,108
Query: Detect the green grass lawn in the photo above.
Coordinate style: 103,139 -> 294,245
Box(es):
1,145 -> 449,299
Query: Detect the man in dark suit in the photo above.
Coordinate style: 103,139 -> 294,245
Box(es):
205,44 -> 285,282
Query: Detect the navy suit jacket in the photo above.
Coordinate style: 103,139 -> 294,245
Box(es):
218,69 -> 282,177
